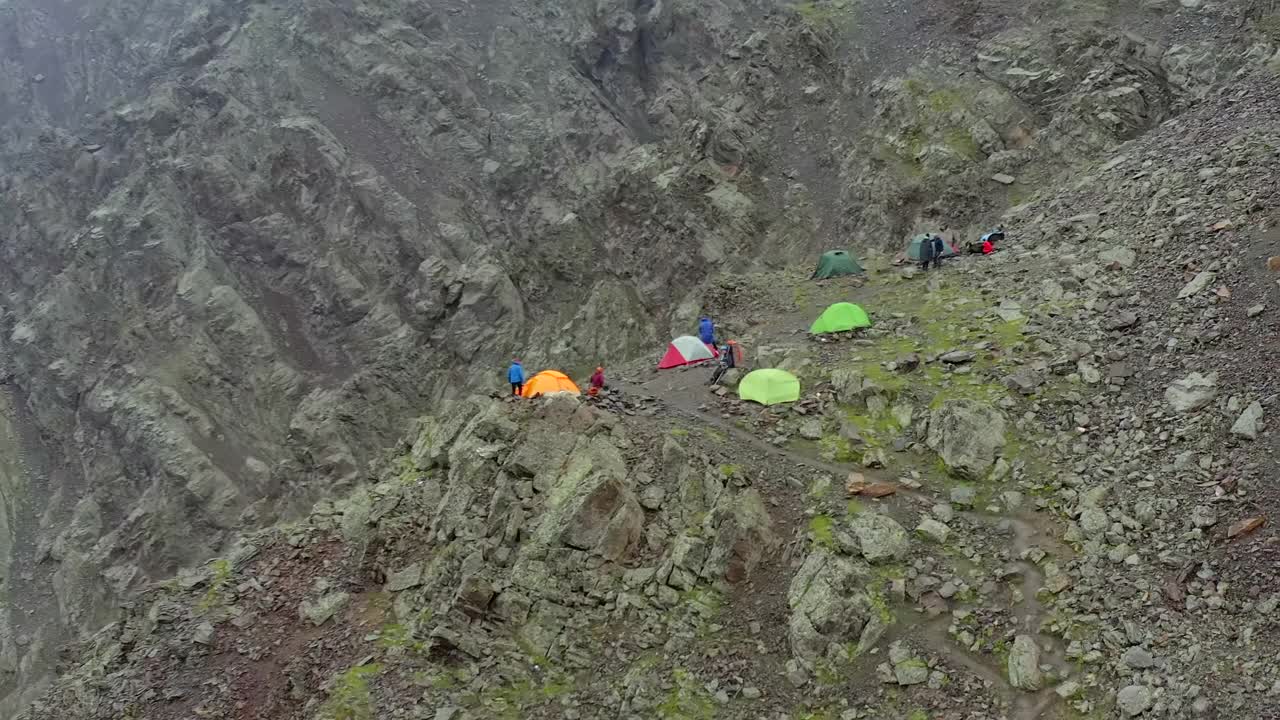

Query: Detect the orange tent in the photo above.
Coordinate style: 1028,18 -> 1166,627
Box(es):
521,370 -> 581,398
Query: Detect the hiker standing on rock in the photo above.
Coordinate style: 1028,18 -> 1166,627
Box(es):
508,358 -> 525,396
588,366 -> 606,397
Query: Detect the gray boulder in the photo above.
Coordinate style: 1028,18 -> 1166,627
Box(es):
1190,505 -> 1218,529
1099,246 -> 1137,269
1177,271 -> 1216,299
528,436 -> 644,561
1079,507 -> 1109,538
385,563 -> 423,592
1005,367 -> 1045,395
1230,401 -> 1264,440
890,642 -> 929,685
1117,685 -> 1154,716
1164,372 -> 1218,413
850,513 -> 910,563
830,367 -> 889,406
699,489 -> 777,584
926,400 -> 1007,479
787,550 -> 872,668
1008,635 -> 1043,690
916,518 -> 951,543
300,592 -> 349,626
799,419 -> 824,440
717,367 -> 744,389
1122,646 -> 1155,669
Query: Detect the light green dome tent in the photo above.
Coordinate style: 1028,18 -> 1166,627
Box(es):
810,302 -> 871,334
738,369 -> 801,406
811,250 -> 864,279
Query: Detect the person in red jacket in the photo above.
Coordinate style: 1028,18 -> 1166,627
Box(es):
588,367 -> 606,396
982,239 -> 994,254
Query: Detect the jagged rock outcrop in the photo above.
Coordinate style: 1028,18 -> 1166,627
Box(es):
787,549 -> 874,669
19,393 -> 787,719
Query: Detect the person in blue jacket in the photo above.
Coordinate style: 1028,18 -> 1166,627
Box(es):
507,359 -> 525,396
699,316 -> 715,345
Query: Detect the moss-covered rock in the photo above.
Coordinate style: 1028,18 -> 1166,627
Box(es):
925,399 -> 1007,479
787,549 -> 873,668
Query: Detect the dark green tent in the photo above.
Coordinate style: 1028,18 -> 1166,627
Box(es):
907,235 -> 958,261
811,250 -> 864,279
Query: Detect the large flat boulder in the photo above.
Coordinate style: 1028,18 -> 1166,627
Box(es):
1164,372 -> 1218,413
926,400 -> 1007,479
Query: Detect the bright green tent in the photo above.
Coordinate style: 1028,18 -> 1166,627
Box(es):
811,250 -> 864,279
907,234 -> 958,261
738,369 -> 801,406
810,302 -> 871,334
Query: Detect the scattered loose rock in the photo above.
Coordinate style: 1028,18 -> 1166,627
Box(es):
300,592 -> 349,626
385,563 -> 423,592
1117,685 -> 1154,716
192,621 -> 215,646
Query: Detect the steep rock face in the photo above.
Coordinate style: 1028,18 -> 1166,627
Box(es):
0,1 -> 799,704
0,0 -> 211,139
838,9 -> 1276,244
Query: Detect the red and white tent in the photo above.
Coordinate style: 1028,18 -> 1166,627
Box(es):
658,335 -> 718,369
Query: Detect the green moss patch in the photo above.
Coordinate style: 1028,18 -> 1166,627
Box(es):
808,515 -> 837,550
320,664 -> 381,720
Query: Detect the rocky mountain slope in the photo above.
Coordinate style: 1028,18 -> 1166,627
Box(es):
1,0 -> 1280,716
20,72 -> 1280,713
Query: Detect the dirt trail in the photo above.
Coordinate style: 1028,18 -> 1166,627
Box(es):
618,369 -> 1073,719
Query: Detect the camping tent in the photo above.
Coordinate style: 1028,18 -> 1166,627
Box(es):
521,370 -> 581,397
906,235 -> 958,261
737,369 -> 801,406
812,250 -> 864,279
658,336 -> 718,370
810,302 -> 872,334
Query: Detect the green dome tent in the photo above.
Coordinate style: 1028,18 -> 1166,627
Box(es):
812,250 -> 864,279
906,235 -> 958,261
810,302 -> 871,334
738,369 -> 801,406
